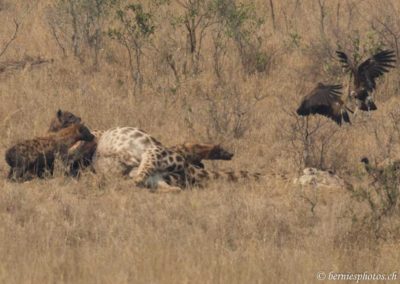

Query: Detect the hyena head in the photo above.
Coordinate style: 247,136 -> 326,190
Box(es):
183,143 -> 234,161
206,144 -> 234,160
48,109 -> 82,132
54,123 -> 95,145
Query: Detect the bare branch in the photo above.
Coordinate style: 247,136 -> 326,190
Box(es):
0,57 -> 53,74
269,0 -> 276,31
373,17 -> 400,58
48,20 -> 67,57
0,19 -> 20,58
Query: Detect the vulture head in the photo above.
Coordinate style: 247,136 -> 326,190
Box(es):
360,157 -> 370,165
296,83 -> 351,126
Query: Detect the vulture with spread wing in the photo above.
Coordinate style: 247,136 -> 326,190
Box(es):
296,83 -> 351,125
336,49 -> 396,111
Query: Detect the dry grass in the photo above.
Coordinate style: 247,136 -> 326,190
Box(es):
1,0 -> 400,283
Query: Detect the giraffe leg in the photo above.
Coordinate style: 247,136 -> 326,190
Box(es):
132,149 -> 158,186
155,180 -> 182,193
133,149 -> 186,191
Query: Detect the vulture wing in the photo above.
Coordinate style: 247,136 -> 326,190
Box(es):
357,49 -> 396,91
336,51 -> 356,73
297,83 -> 350,125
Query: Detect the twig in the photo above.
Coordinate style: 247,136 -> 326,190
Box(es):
0,57 -> 53,73
269,0 -> 276,31
0,19 -> 19,58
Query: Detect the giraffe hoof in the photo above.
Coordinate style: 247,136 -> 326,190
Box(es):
133,176 -> 145,186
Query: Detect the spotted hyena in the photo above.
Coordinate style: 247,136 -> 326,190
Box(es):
6,123 -> 94,181
47,109 -> 104,176
169,143 -> 233,168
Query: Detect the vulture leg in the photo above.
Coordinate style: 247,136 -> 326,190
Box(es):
366,95 -> 373,117
353,107 -> 359,120
346,73 -> 352,98
345,106 -> 354,114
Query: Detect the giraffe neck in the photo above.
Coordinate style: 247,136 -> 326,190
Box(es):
185,164 -> 262,186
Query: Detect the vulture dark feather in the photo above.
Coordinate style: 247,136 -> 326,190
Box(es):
297,83 -> 351,126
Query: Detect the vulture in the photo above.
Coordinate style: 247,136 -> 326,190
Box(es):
296,83 -> 351,125
361,157 -> 400,185
336,49 -> 396,111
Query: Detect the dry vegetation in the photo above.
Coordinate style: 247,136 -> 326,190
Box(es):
1,0 -> 400,283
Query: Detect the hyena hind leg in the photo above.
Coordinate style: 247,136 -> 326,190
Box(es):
8,167 -> 31,182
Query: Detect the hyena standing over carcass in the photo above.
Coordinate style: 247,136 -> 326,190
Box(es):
5,123 -> 94,181
48,109 -> 104,176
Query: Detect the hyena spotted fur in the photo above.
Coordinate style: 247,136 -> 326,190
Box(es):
49,109 -> 82,132
5,123 -> 94,181
48,110 -> 105,139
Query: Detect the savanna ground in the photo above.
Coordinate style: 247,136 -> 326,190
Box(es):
1,0 -> 400,283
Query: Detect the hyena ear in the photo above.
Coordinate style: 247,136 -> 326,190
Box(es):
57,109 -> 63,119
